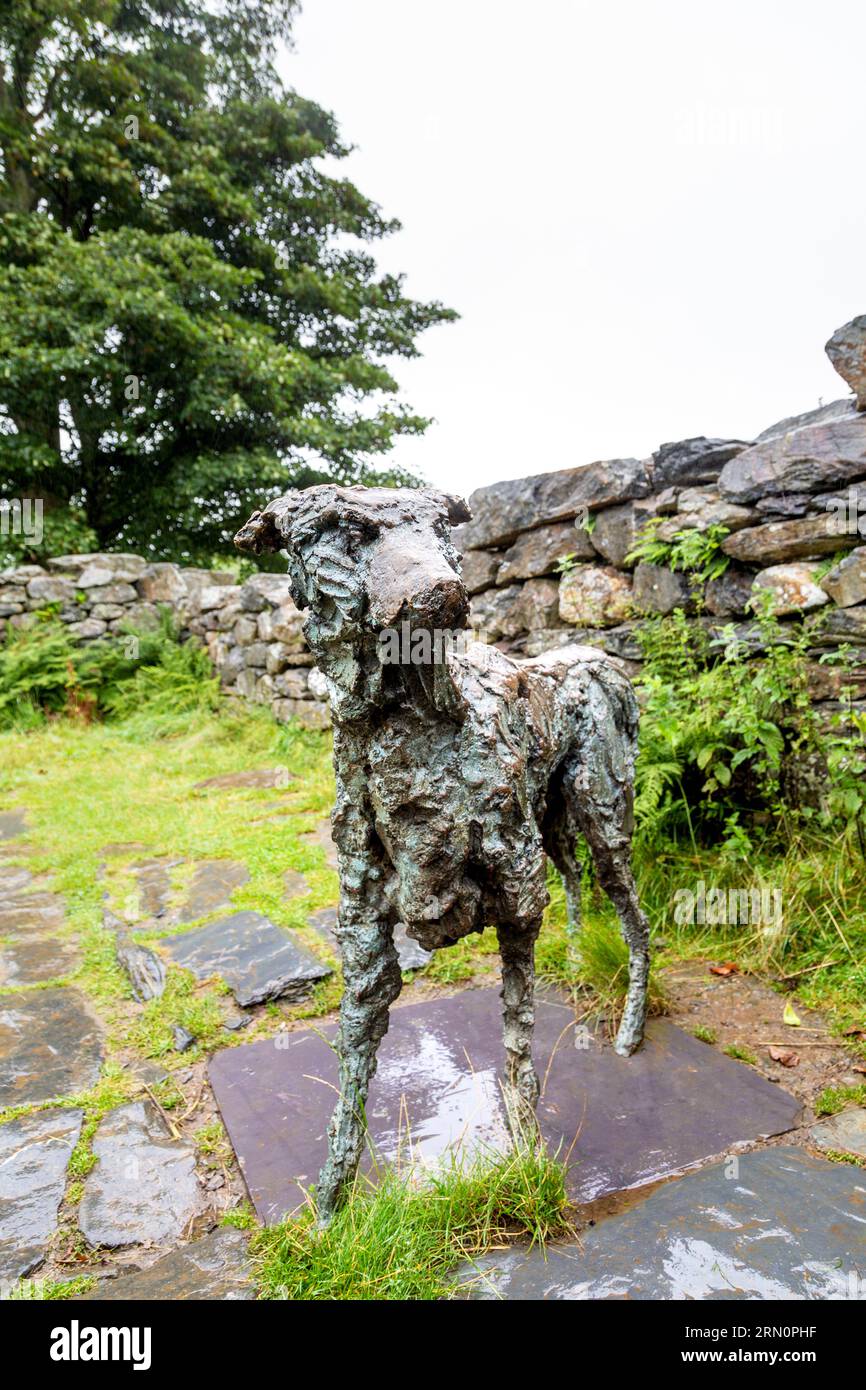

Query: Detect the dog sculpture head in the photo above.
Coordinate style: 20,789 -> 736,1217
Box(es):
235,485 -> 472,715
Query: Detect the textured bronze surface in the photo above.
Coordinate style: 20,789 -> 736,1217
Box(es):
237,484 -> 651,1220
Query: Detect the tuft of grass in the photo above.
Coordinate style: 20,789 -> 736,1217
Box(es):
253,1144 -> 571,1301
8,1274 -> 97,1300
814,1084 -> 866,1117
692,1024 -> 717,1044
724,1043 -> 758,1065
221,1202 -> 258,1231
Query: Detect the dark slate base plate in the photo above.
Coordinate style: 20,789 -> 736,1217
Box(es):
458,1146 -> 866,1300
209,986 -> 802,1223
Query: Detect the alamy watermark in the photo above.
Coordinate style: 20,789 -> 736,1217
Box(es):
377,622 -> 492,666
673,879 -> 782,929
0,497 -> 43,545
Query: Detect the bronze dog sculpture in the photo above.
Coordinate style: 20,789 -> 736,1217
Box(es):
236,484 -> 650,1222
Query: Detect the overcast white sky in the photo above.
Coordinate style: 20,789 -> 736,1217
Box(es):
279,0 -> 866,497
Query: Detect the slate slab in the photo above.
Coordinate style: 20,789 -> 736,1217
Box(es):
0,935 -> 78,987
195,768 -> 294,792
0,988 -> 103,1108
0,810 -> 27,841
79,1101 -> 199,1248
177,860 -> 249,922
160,910 -> 331,1006
308,907 -> 432,973
83,1229 -> 254,1300
0,1108 -> 83,1285
457,1147 -> 866,1300
209,986 -> 801,1224
810,1107 -> 866,1159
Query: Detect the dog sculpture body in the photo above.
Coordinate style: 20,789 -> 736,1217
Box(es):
236,484 -> 650,1222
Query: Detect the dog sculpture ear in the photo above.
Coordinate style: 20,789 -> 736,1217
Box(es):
234,493 -> 303,554
422,490 -> 472,525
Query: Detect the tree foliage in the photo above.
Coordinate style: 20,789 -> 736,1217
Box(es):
0,1 -> 456,562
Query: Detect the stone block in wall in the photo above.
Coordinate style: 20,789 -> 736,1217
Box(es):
721,514 -> 850,564
235,668 -> 259,699
272,698 -> 331,731
217,645 -> 246,686
26,575 -> 76,605
825,315 -> 866,410
255,674 -> 276,704
240,574 -> 292,612
470,579 -> 559,640
632,562 -> 692,615
89,603 -> 125,621
270,602 -> 307,649
653,489 -> 756,540
233,615 -> 258,646
459,549 -> 500,595
453,457 -> 653,551
751,564 -> 830,616
77,565 -> 115,588
558,565 -> 633,628
496,521 -> 594,584
48,553 -> 148,579
652,437 -> 748,491
274,670 -> 310,699
189,583 -> 240,615
66,618 -> 107,640
811,603 -> 866,644
589,498 -> 667,567
718,413 -> 866,504
137,563 -> 186,604
93,581 -> 137,605
244,642 -> 269,668
821,546 -> 866,608
754,398 -> 857,445
704,568 -> 756,617
110,600 -> 159,631
266,642 -> 294,674
213,602 -> 242,632
805,660 -> 866,702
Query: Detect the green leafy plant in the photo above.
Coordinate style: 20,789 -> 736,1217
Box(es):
626,519 -> 731,584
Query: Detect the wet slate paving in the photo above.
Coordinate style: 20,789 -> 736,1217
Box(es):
0,810 -> 27,841
177,860 -> 249,922
0,1109 -> 83,1284
131,858 -> 183,919
457,1147 -> 866,1300
209,986 -> 801,1224
84,1229 -> 253,1300
0,935 -> 78,987
810,1107 -> 866,1158
79,1101 -> 199,1248
195,767 -> 294,792
160,910 -> 331,1007
0,988 -> 103,1108
308,906 -> 432,973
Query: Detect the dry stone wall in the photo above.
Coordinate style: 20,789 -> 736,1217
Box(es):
454,316 -> 866,719
0,555 -> 331,729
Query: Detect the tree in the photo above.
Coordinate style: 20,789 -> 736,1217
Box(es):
0,1 -> 456,564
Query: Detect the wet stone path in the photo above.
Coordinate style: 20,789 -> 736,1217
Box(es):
0,791 -> 864,1301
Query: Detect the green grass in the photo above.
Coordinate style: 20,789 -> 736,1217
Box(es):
814,1084 -> 866,1117
7,1275 -> 97,1300
253,1143 -> 571,1301
692,1025 -> 717,1045
723,1043 -> 758,1066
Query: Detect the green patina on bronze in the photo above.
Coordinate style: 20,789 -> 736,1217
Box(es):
236,485 -> 650,1223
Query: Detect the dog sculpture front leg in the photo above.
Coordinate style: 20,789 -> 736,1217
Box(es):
496,920 -> 542,1140
315,784 -> 402,1225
